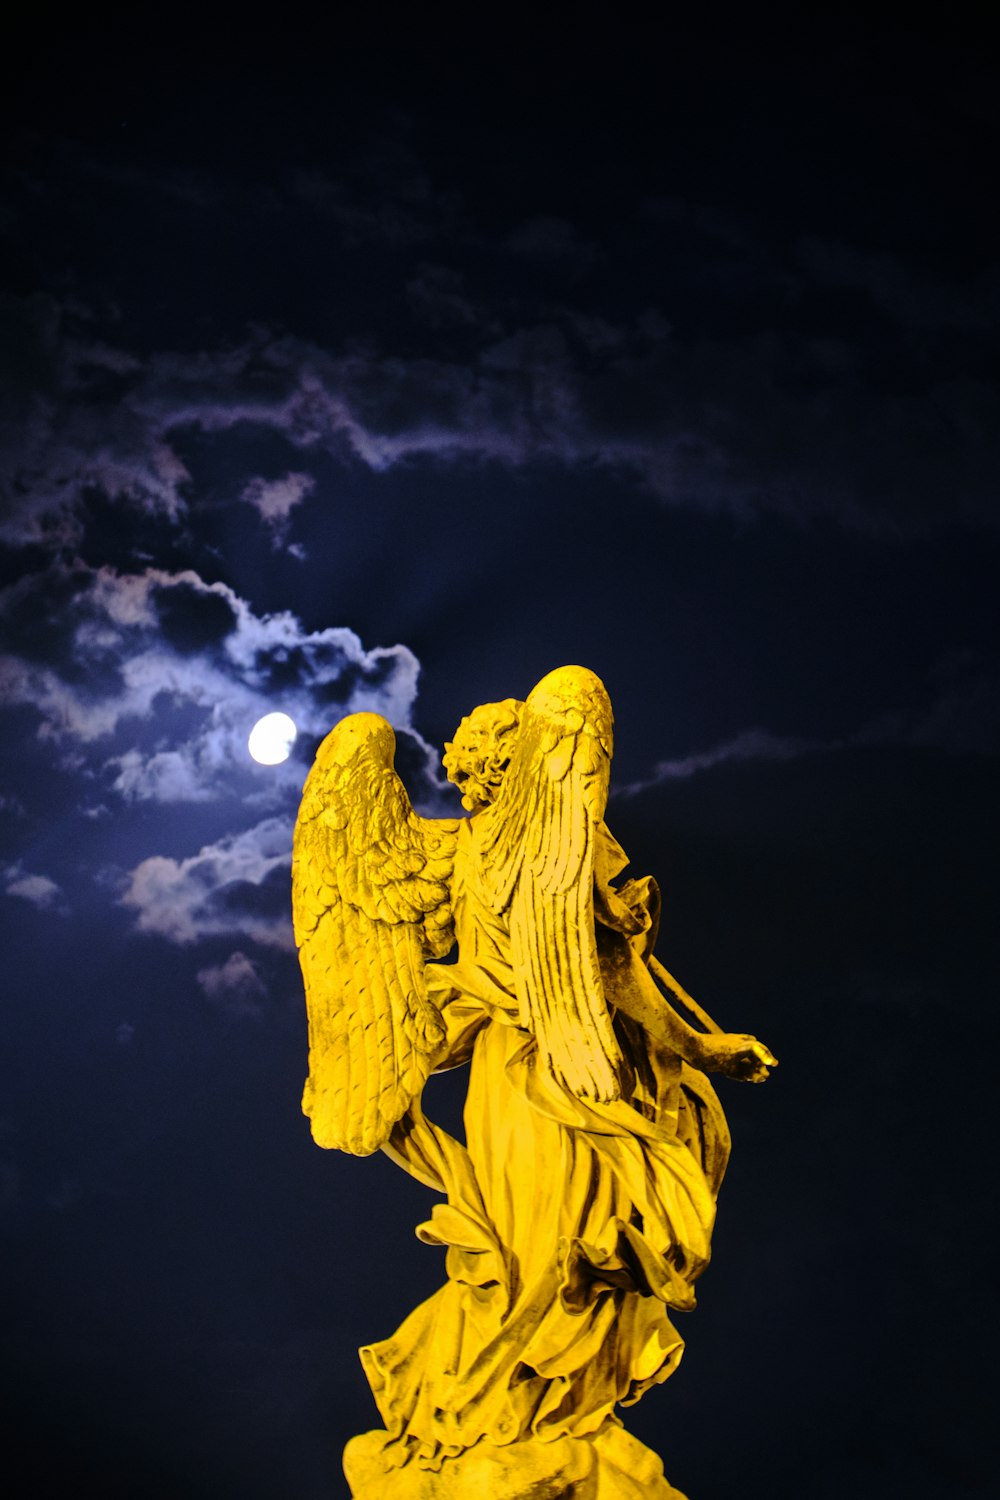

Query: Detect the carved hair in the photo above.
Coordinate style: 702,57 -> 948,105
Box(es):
443,698 -> 524,811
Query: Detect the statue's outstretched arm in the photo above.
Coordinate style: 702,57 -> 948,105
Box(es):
599,928 -> 777,1083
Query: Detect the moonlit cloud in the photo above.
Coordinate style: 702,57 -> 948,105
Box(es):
239,471 -> 315,546
196,950 -> 269,1016
5,200 -> 998,554
0,560 -> 423,806
120,818 -> 293,948
0,558 -> 444,952
2,865 -> 65,911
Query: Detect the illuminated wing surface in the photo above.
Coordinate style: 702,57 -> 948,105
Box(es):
292,714 -> 459,1154
474,665 -> 623,1101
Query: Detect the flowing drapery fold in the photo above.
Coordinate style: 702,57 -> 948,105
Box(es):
364,952 -> 727,1469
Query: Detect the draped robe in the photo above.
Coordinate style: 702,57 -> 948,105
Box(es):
364,816 -> 731,1471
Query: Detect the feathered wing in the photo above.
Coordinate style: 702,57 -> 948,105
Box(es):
292,714 -> 459,1155
474,665 -> 623,1101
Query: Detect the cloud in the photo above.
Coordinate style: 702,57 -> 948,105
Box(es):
901,667 -> 1000,757
0,559 -> 426,807
288,165 -> 462,248
2,865 -> 65,911
505,216 -> 600,271
239,471 -> 315,546
614,727 -> 827,797
196,950 -> 268,1017
799,235 -> 1000,335
406,264 -> 484,330
0,293 -> 190,548
615,666 -> 1000,796
0,558 -> 452,952
120,818 -> 293,948
5,212 -> 999,557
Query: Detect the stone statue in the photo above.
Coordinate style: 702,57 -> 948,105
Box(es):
292,666 -> 777,1499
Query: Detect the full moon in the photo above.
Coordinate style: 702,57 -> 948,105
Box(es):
248,711 -> 297,765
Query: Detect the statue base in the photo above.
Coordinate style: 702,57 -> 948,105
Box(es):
344,1423 -> 689,1499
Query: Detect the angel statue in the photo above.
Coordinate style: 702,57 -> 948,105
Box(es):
292,665 -> 776,1500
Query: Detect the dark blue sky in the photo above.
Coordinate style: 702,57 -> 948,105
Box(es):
2,6 -> 998,1497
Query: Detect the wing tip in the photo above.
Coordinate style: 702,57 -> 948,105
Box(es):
528,664 -> 607,705
303,1074 -> 410,1156
526,666 -> 613,748
316,712 -> 396,769
303,1098 -> 385,1155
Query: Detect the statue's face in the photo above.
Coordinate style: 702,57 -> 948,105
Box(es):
443,699 -> 523,811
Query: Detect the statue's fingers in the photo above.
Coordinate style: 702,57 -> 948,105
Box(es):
734,1053 -> 765,1082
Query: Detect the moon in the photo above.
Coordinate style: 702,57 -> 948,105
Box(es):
248,711 -> 297,765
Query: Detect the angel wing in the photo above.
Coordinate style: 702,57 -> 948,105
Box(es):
473,665 -> 623,1101
292,714 -> 459,1155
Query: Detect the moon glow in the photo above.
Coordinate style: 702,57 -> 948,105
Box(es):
248,712 -> 297,765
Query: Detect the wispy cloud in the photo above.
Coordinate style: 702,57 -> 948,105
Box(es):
798,234 -> 1000,335
5,222 -> 998,557
614,727 -> 825,796
406,263 -> 486,330
505,215 -> 600,271
238,471 -> 315,548
2,864 -> 66,911
196,950 -> 269,1017
288,165 -> 462,247
615,666 -> 1000,796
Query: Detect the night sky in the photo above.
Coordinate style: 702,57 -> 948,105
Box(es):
2,7 -> 998,1497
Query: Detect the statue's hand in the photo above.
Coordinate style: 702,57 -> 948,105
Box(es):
700,1033 -> 778,1083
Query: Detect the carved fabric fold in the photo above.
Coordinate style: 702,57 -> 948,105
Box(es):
363,1004 -> 720,1464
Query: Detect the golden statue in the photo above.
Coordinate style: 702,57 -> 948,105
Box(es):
293,666 -> 776,1500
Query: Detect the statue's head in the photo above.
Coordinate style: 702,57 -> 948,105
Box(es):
443,698 -> 524,811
